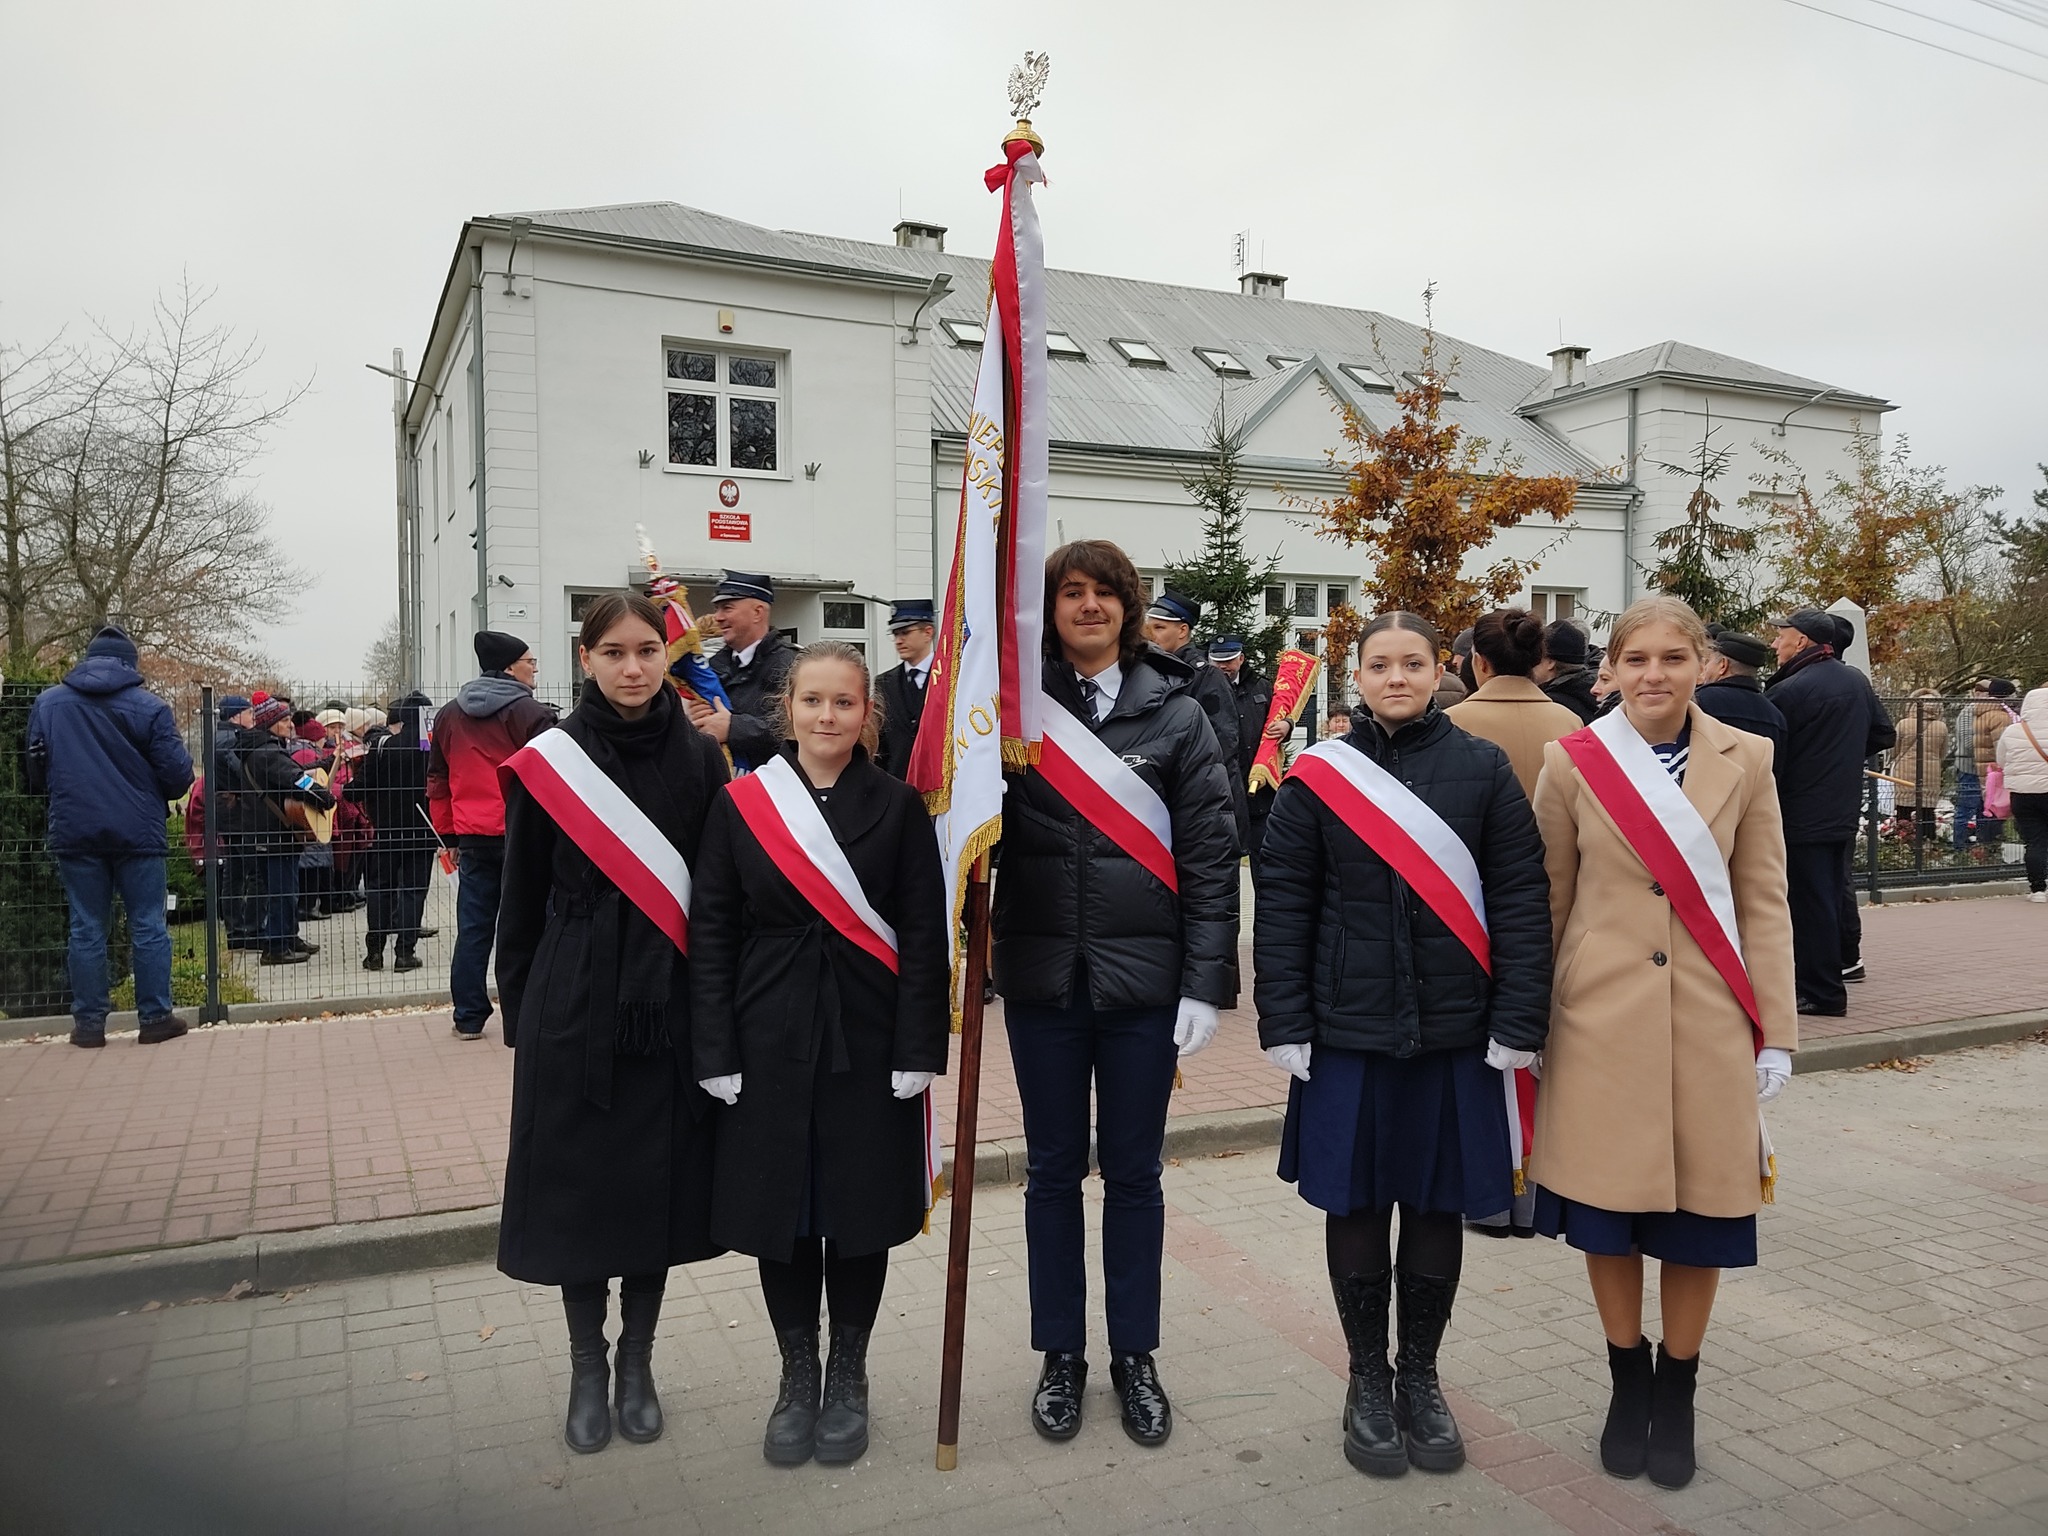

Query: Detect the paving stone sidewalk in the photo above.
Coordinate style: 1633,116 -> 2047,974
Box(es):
0,894 -> 2042,1269
6,1038 -> 2048,1534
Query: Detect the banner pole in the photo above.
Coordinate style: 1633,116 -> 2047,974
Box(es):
934,859 -> 992,1472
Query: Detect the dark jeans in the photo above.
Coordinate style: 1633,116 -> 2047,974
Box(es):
452,837 -> 505,1034
258,851 -> 300,955
219,840 -> 262,940
1839,840 -> 1861,968
364,844 -> 434,956
2011,792 -> 2048,893
1005,972 -> 1180,1354
1952,770 -> 2006,849
55,853 -> 172,1030
1787,840 -> 1847,1012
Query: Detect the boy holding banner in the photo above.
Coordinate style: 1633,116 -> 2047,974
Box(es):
994,540 -> 1239,1450
1530,595 -> 1797,1490
1254,611 -> 1553,1479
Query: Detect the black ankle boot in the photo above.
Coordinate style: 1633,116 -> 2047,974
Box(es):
1392,1269 -> 1465,1472
1332,1272 -> 1405,1477
1031,1350 -> 1087,1440
612,1289 -> 664,1444
1600,1337 -> 1654,1478
1646,1344 -> 1700,1488
561,1294 -> 612,1454
814,1324 -> 872,1464
763,1327 -> 821,1465
1109,1351 -> 1172,1447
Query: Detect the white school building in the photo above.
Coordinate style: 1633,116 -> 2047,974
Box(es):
394,201 -> 1891,712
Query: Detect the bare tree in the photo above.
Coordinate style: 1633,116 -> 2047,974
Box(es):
362,614 -> 406,702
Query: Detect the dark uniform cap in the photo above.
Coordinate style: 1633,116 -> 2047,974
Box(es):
713,570 -> 776,604
888,598 -> 936,632
1712,629 -> 1774,669
1207,635 -> 1245,661
1147,590 -> 1199,628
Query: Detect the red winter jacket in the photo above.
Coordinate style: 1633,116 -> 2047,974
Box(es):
426,676 -> 556,839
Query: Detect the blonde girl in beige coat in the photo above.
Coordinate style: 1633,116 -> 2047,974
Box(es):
1529,596 -> 1798,1490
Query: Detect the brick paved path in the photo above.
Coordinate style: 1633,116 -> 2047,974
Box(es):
1,894 -> 2043,1269
6,1038 -> 2048,1533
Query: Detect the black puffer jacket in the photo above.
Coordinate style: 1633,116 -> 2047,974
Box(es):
992,651 -> 1239,1009
1764,647 -> 1896,842
1253,707 -> 1552,1056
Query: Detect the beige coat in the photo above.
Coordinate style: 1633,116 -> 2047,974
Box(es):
1889,704 -> 1948,808
1530,706 -> 1798,1218
1447,676 -> 1589,800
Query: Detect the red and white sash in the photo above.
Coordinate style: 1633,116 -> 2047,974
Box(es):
1287,740 -> 1536,1189
1036,693 -> 1177,892
503,729 -> 692,953
1557,711 -> 1760,1041
725,756 -> 900,974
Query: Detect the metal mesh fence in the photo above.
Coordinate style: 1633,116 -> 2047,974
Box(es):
0,678 -> 2033,1026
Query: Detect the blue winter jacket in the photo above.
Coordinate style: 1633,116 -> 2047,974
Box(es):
25,642 -> 195,855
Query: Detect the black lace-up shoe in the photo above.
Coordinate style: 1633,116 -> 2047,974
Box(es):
1109,1351 -> 1172,1447
1030,1351 -> 1087,1441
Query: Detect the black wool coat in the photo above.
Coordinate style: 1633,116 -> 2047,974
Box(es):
1694,675 -> 1787,770
1764,647 -> 1897,843
1253,708 -> 1552,1057
993,651 -> 1240,1010
690,748 -> 950,1261
874,659 -> 929,779
493,708 -> 730,1286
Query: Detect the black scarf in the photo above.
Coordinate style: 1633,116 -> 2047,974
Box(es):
560,680 -> 704,1102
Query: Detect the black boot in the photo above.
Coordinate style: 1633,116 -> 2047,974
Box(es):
613,1289 -> 664,1444
1109,1351 -> 1172,1447
1332,1272 -> 1405,1477
1646,1344 -> 1700,1489
814,1324 -> 872,1465
1031,1350 -> 1087,1440
562,1294 -> 612,1454
763,1327 -> 821,1465
1600,1337 -> 1654,1479
1392,1269 -> 1465,1472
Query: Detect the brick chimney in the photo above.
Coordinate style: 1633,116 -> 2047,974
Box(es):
1548,344 -> 1589,392
1239,271 -> 1287,299
893,220 -> 946,253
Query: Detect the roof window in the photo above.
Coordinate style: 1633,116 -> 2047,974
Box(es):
1402,370 -> 1462,399
941,318 -> 985,347
1194,347 -> 1251,377
1340,363 -> 1395,392
1267,354 -> 1304,370
1046,330 -> 1087,358
1110,337 -> 1168,368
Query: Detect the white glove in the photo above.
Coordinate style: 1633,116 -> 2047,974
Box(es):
1756,1048 -> 1791,1104
1264,1042 -> 1312,1081
891,1070 -> 935,1100
1173,997 -> 1220,1058
698,1073 -> 742,1106
1485,1039 -> 1539,1072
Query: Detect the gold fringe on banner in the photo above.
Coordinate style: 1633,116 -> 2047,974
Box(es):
1761,1154 -> 1778,1205
944,822 -> 1002,1033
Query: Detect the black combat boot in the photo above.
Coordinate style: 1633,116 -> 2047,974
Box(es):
561,1294 -> 612,1454
1600,1337 -> 1654,1478
763,1327 -> 822,1465
1392,1269 -> 1465,1471
612,1288 -> 664,1444
1332,1271 -> 1406,1476
1646,1344 -> 1700,1489
814,1324 -> 872,1464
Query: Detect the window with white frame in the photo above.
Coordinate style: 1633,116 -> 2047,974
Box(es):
1340,362 -> 1394,392
1193,346 -> 1250,377
821,597 -> 869,659
664,345 -> 785,474
1046,330 -> 1087,358
941,318 -> 984,347
1528,589 -> 1581,625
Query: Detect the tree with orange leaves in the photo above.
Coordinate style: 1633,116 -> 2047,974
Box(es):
1301,284 -> 1579,651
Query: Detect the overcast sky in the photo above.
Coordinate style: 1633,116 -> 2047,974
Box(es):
5,0 -> 2043,683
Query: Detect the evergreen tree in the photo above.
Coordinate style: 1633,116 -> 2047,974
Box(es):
1645,417 -> 1769,629
1166,397 -> 1291,675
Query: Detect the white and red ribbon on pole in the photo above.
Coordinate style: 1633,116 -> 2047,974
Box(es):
725,757 -> 899,974
988,137 -> 1048,765
501,730 -> 692,952
1037,698 -> 1177,891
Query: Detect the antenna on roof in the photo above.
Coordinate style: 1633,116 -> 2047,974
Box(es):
1233,230 -> 1249,278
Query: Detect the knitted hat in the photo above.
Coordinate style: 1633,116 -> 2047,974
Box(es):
473,630 -> 530,672
84,626 -> 138,667
1988,677 -> 2017,699
1543,620 -> 1588,666
251,698 -> 293,730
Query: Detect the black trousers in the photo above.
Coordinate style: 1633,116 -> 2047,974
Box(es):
1787,840 -> 1848,1012
364,843 -> 434,954
2011,792 -> 2048,893
1838,840 -> 1862,968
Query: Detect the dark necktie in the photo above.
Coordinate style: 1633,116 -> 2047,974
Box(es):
1076,674 -> 1101,722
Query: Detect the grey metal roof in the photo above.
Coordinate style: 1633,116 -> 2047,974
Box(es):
1516,339 -> 1890,412
500,202 -> 1624,479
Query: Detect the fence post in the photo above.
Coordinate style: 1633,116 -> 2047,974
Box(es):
1864,753 -> 1884,908
198,685 -> 229,1025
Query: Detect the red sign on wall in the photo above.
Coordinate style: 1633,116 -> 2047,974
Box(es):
718,478 -> 741,507
708,511 -> 751,542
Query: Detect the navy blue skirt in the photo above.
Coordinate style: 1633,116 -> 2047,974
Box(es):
1278,1043 -> 1513,1219
1533,1188 -> 1757,1269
